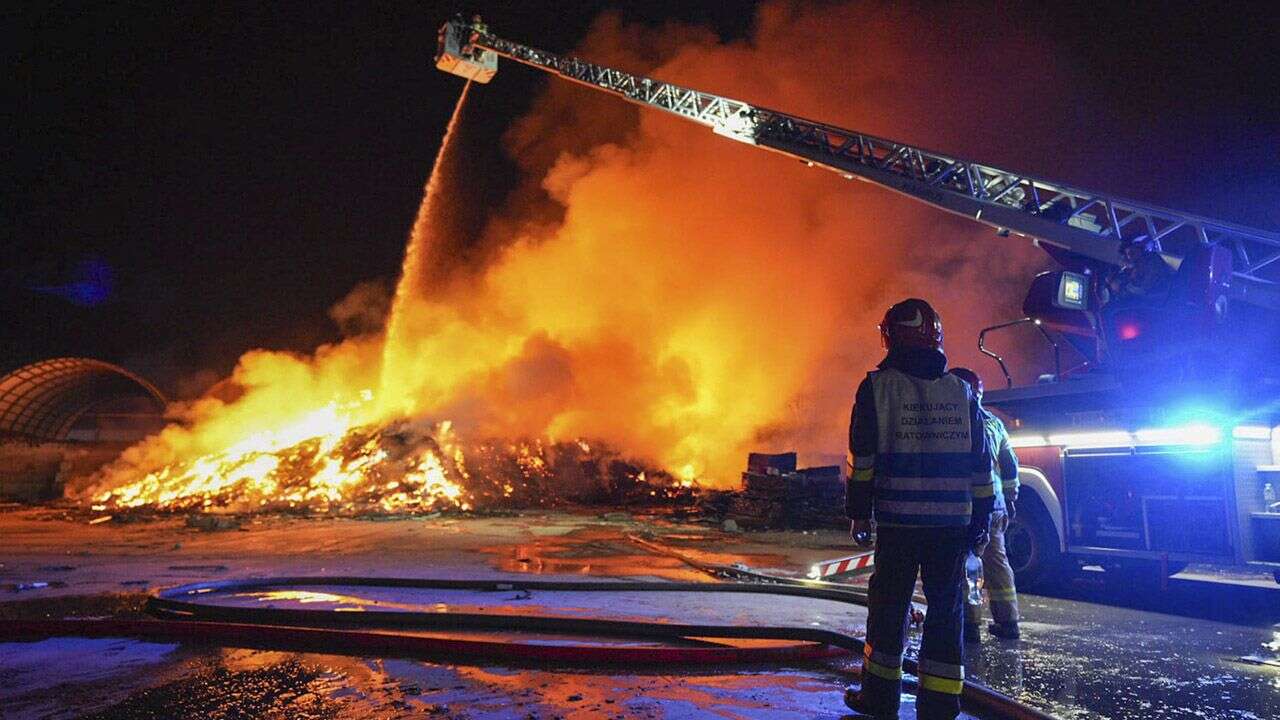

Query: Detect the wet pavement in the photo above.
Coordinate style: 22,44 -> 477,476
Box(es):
965,593 -> 1280,719
1,508 -> 1278,719
2,640 -> 906,719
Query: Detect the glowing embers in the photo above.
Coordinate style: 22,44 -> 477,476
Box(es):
93,406 -> 473,514
90,405 -> 686,514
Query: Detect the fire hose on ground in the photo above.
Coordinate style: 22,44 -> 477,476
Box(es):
2,568 -> 1057,720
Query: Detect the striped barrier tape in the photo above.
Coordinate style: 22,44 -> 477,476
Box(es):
808,551 -> 875,580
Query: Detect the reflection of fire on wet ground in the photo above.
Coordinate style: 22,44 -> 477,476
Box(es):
481,526 -> 789,582
5,641 -> 858,720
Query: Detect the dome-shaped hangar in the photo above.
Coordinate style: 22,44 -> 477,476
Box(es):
0,358 -> 167,443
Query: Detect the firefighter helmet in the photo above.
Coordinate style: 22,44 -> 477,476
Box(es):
879,298 -> 943,351
949,367 -> 983,399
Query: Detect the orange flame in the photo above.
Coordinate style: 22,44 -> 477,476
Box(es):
93,397 -> 470,513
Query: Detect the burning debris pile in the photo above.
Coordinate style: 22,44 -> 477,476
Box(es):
90,411 -> 468,514
87,404 -> 691,515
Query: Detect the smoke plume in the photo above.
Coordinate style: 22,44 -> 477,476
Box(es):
88,1 -> 1071,500
376,2 -> 1061,482
329,279 -> 393,338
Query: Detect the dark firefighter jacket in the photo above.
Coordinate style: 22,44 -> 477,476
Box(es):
846,347 -> 995,526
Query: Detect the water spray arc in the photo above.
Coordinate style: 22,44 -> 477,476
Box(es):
380,79 -> 474,411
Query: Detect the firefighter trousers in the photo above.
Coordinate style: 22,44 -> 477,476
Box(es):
967,510 -> 1019,628
860,526 -> 969,720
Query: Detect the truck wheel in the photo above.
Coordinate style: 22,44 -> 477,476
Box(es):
1005,495 -> 1063,590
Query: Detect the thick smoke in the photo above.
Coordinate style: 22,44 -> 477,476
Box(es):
378,2 -> 1059,482
329,279 -> 393,337
88,1 -> 1069,498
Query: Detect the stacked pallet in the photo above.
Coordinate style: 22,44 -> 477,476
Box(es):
728,452 -> 845,529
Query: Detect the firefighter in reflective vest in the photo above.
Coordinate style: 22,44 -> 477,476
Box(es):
949,367 -> 1021,641
844,298 -> 995,720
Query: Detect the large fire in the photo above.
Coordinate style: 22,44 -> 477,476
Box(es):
93,396 -> 470,513
83,2 -> 1064,513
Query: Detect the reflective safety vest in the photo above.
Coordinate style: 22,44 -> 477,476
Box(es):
867,368 -> 991,526
981,412 -> 1010,512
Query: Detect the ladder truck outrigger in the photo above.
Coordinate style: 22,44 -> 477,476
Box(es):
436,17 -> 1280,586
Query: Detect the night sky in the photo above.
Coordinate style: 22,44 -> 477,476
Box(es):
8,1 -> 1279,395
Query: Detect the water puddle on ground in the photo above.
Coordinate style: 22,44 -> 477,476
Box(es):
188,580 -> 870,635
478,525 -> 791,581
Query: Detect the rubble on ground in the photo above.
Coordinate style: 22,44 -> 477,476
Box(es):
724,452 -> 845,530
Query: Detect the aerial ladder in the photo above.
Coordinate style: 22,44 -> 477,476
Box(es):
437,18 -> 1280,585
436,18 -> 1280,313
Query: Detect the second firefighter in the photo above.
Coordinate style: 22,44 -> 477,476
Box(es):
949,366 -> 1021,641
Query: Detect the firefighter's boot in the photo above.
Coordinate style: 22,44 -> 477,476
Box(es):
844,686 -> 898,719
988,621 -> 1020,640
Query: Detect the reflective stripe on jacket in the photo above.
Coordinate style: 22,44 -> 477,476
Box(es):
981,412 -> 1019,510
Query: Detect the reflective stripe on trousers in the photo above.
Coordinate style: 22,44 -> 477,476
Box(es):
862,643 -> 903,680
919,656 -> 965,695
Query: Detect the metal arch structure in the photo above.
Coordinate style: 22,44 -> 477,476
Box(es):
448,21 -> 1280,310
0,358 -> 167,442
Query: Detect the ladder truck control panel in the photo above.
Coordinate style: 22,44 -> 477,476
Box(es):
436,16 -> 1280,584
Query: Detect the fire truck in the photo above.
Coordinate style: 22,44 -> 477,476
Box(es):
435,18 -> 1280,585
